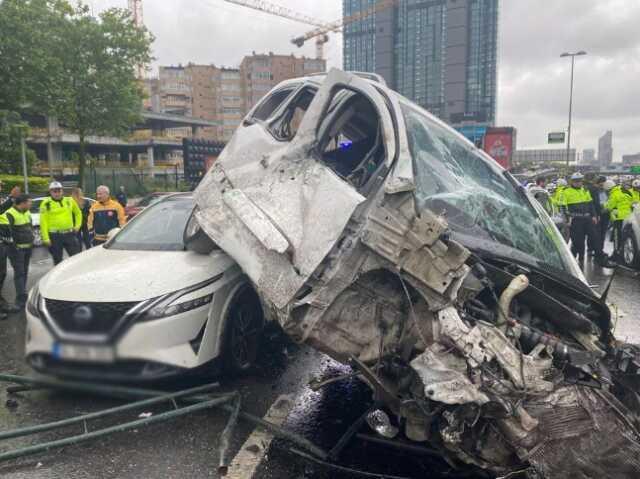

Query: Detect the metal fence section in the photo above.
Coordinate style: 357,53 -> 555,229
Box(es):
84,166 -> 191,196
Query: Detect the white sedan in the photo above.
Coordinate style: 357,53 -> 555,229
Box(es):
25,193 -> 266,381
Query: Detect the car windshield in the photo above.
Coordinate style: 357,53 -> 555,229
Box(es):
107,196 -> 192,251
400,101 -> 575,276
136,194 -> 166,207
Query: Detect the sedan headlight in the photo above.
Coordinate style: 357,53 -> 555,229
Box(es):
133,274 -> 223,323
141,293 -> 213,321
26,283 -> 42,317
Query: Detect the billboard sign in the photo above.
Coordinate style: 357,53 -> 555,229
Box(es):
548,132 -> 565,144
483,128 -> 516,169
455,125 -> 487,147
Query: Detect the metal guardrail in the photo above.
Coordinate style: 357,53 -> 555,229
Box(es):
0,374 -> 329,473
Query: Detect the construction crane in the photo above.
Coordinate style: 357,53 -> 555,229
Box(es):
221,0 -> 398,61
127,0 -> 144,28
291,0 -> 400,59
127,0 -> 145,78
221,0 -> 332,60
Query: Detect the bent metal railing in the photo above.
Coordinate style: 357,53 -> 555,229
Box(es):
0,373 -> 328,474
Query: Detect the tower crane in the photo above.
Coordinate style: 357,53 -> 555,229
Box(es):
221,0 -> 331,59
127,0 -> 144,28
221,0 -> 398,61
127,0 -> 145,78
291,0 -> 400,59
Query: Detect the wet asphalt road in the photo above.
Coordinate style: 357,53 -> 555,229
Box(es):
1,246 -> 640,479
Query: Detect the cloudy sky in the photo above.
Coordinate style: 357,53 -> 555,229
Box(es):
87,0 -> 640,160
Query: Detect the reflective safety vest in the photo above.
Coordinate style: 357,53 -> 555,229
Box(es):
606,186 -> 635,221
1,207 -> 34,248
39,196 -> 82,243
562,186 -> 594,217
552,186 -> 566,207
632,188 -> 640,204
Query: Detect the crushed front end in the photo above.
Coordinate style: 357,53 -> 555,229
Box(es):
193,69 -> 640,478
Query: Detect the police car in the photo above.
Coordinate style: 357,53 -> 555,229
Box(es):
25,193 -> 266,381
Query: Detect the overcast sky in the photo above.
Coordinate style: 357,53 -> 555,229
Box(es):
87,0 -> 640,160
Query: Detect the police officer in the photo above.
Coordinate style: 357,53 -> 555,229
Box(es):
553,178 -> 568,206
0,181 -> 21,318
632,179 -> 640,204
0,194 -> 35,308
40,182 -> 82,265
563,172 -> 599,266
607,177 -> 636,261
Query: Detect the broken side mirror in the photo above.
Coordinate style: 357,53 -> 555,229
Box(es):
184,207 -> 217,254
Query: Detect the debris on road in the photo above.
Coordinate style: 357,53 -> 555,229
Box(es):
192,69 -> 640,478
0,374 -> 329,467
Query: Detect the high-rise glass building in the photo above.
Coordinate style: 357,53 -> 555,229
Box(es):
343,0 -> 499,127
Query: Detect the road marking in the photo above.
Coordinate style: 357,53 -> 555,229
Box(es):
224,394 -> 295,479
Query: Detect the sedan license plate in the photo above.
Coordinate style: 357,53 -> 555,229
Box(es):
52,342 -> 115,363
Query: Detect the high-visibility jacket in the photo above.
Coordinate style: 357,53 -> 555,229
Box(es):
39,196 -> 82,243
88,198 -> 126,242
0,207 -> 34,248
562,186 -> 595,217
552,186 -> 566,207
632,188 -> 640,204
606,186 -> 635,221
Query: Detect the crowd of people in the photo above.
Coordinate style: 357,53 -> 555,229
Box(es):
0,180 -> 127,320
526,172 -> 640,268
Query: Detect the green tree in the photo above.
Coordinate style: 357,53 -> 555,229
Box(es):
0,1 -> 153,187
59,5 -> 153,187
0,0 -> 73,114
0,111 -> 37,175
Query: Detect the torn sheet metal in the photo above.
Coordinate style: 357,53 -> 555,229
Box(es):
194,69 -> 640,479
410,344 -> 489,405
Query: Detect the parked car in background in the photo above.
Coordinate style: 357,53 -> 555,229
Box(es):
124,192 -> 176,220
622,204 -> 640,269
26,193 -> 266,382
31,196 -> 95,246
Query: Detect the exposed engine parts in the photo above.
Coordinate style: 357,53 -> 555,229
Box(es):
193,69 -> 640,478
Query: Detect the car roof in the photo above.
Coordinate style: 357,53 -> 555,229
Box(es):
273,70 -> 390,91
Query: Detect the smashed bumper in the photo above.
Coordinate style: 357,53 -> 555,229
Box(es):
194,69 -> 640,478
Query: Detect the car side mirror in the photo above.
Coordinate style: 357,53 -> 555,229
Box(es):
107,227 -> 121,240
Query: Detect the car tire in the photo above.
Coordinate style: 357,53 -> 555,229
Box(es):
183,207 -> 216,254
622,228 -> 639,268
222,284 -> 264,374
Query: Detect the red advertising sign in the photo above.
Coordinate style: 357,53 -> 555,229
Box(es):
483,128 -> 516,169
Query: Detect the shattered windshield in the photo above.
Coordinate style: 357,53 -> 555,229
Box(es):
400,101 -> 572,274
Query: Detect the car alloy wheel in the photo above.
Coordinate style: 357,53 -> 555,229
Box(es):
623,234 -> 638,267
225,286 -> 263,373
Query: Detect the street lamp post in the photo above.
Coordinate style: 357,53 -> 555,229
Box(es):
560,51 -> 587,168
20,131 -> 29,194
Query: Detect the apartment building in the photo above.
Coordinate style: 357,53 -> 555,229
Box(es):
153,53 -> 326,143
241,53 -> 326,111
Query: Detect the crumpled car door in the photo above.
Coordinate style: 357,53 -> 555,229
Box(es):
193,69 -> 397,309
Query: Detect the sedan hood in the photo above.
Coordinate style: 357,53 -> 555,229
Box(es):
39,246 -> 235,302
